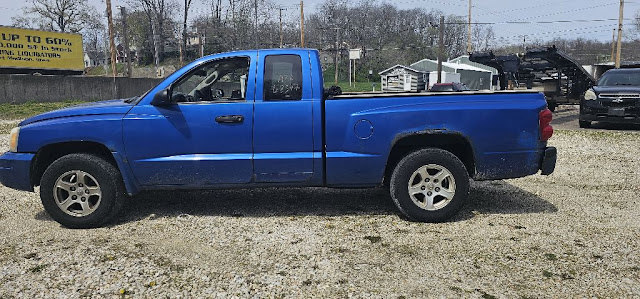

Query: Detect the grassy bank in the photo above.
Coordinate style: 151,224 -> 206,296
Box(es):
0,101 -> 86,120
326,81 -> 379,93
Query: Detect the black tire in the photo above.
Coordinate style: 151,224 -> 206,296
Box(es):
40,153 -> 126,229
579,120 -> 591,128
389,148 -> 470,222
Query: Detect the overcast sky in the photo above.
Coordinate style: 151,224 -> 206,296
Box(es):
0,0 -> 637,45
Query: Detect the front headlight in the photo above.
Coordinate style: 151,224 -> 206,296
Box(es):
9,127 -> 19,153
584,89 -> 597,101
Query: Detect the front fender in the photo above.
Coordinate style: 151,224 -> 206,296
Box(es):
17,115 -> 140,195
18,115 -> 124,153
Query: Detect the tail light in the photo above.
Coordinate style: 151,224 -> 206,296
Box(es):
539,109 -> 553,141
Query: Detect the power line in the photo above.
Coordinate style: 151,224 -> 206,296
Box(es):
507,2 -> 620,22
443,18 -> 637,25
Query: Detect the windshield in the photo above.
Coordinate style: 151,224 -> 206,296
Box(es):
598,71 -> 640,86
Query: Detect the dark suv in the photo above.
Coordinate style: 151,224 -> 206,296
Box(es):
580,68 -> 640,128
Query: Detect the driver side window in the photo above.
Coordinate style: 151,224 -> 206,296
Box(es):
172,56 -> 250,103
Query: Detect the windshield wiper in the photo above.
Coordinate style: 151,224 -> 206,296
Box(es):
124,96 -> 138,103
613,83 -> 634,86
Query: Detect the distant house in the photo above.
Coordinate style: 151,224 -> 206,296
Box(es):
83,51 -> 107,67
378,65 -> 427,92
411,57 -> 496,90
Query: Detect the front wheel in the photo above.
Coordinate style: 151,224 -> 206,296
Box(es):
579,120 -> 591,128
40,153 -> 125,229
389,148 -> 470,222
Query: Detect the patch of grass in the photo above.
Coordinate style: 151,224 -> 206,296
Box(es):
364,235 -> 382,243
481,293 -> 497,299
336,81 -> 378,93
542,270 -> 554,278
331,247 -> 350,254
395,244 -> 417,256
544,253 -> 558,261
100,254 -> 116,262
0,101 -> 87,120
28,264 -> 49,273
449,286 -> 463,292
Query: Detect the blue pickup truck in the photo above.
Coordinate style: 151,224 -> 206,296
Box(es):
0,49 -> 556,228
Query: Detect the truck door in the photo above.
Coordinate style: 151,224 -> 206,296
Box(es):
252,51 -> 315,182
122,54 -> 256,186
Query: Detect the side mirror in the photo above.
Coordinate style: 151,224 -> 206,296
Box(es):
151,89 -> 172,106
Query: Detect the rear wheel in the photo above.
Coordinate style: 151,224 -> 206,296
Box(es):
579,120 -> 591,128
390,148 -> 470,222
40,154 -> 125,229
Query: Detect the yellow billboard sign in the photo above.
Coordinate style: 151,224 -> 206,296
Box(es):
0,26 -> 84,72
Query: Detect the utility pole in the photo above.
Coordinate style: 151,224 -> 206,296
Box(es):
615,0 -> 624,68
437,16 -> 444,84
119,6 -> 131,78
300,1 -> 305,47
199,33 -> 204,57
611,28 -> 616,62
279,7 -> 284,48
467,0 -> 472,54
348,52 -> 352,87
334,27 -> 339,85
106,0 -> 117,78
254,0 -> 258,49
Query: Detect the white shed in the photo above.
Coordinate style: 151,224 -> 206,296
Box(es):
378,65 -> 427,92
410,58 -> 495,90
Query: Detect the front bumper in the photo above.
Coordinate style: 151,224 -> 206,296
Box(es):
580,99 -> 640,124
579,113 -> 640,125
540,147 -> 556,175
0,152 -> 35,191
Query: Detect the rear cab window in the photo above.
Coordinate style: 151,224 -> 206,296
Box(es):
263,55 -> 303,101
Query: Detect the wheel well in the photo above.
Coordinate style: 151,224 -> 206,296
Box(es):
383,133 -> 476,185
30,141 -> 117,187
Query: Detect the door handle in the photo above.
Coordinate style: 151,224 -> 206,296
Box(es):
215,115 -> 244,123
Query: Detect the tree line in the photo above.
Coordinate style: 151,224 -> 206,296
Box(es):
13,0 -> 637,80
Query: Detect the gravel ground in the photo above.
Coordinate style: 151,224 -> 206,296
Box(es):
0,115 -> 639,297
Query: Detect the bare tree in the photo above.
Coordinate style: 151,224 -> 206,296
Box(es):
12,0 -> 97,33
472,25 -> 496,52
83,8 -> 107,54
180,0 -> 193,65
133,0 -> 177,66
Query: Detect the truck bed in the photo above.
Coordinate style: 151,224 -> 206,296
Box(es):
332,90 -> 541,99
323,91 -> 548,186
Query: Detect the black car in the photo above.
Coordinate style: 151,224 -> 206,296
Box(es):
580,68 -> 640,128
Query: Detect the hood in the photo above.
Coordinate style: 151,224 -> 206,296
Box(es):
593,85 -> 640,94
20,99 -> 136,126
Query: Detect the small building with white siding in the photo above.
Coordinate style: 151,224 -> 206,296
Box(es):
378,65 -> 427,92
410,57 -> 496,90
